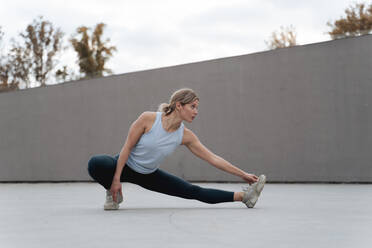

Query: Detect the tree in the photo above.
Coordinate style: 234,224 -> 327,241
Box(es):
19,16 -> 64,87
0,26 -> 7,90
55,65 -> 78,83
328,2 -> 372,39
4,45 -> 30,90
70,23 -> 116,79
0,26 -> 20,92
265,25 -> 298,50
1,16 -> 65,90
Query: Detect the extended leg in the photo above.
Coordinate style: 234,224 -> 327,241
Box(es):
126,168 -> 234,204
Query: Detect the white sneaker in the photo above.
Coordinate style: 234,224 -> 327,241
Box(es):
242,174 -> 266,208
104,190 -> 123,210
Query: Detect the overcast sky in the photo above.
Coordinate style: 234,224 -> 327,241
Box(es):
0,0 -> 358,82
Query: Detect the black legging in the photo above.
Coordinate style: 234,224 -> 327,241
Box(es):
88,154 -> 234,204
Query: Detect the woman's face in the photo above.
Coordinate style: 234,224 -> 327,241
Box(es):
179,99 -> 199,123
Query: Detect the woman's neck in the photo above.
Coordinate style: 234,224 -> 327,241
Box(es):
162,111 -> 182,132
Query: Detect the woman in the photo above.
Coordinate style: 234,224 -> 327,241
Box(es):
88,88 -> 266,210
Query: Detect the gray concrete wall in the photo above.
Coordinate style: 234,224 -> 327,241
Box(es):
1,35 -> 371,182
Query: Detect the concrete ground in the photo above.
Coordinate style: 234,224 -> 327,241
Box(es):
0,182 -> 371,248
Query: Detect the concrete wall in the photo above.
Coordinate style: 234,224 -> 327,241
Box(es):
1,35 -> 371,182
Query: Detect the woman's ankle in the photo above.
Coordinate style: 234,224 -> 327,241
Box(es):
234,192 -> 244,202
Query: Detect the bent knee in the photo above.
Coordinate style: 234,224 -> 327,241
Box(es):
88,156 -> 100,177
87,155 -> 116,178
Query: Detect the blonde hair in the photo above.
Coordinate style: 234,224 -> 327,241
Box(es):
158,88 -> 199,116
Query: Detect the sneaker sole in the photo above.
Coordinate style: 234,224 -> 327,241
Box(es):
104,202 -> 119,210
243,187 -> 258,208
243,174 -> 267,208
245,194 -> 258,208
255,175 -> 266,195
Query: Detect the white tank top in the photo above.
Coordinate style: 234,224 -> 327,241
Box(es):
126,112 -> 184,174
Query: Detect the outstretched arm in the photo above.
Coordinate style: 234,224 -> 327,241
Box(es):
182,128 -> 258,184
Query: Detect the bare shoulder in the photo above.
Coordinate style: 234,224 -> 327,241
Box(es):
181,127 -> 199,146
139,111 -> 156,120
139,111 -> 157,134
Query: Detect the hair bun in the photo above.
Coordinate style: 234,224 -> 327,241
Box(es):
157,88 -> 199,116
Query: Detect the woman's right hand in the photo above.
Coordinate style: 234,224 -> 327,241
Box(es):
242,173 -> 259,185
110,180 -> 123,203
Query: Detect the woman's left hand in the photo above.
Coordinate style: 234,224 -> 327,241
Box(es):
242,173 -> 259,184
